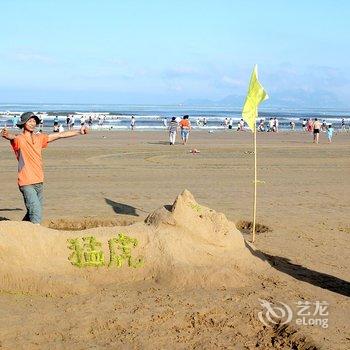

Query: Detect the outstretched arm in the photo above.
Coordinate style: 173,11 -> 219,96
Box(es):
1,128 -> 16,141
48,126 -> 88,142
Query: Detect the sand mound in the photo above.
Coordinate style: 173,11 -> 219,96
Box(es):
0,190 -> 272,296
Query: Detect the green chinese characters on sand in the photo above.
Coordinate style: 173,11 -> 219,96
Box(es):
190,203 -> 202,213
67,236 -> 104,267
67,233 -> 143,268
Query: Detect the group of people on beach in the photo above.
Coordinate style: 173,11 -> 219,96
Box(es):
129,115 -> 191,145
51,114 -> 107,133
301,118 -> 334,143
67,114 -> 107,130
257,118 -> 280,132
215,117 -> 280,132
301,117 -> 346,134
168,115 -> 191,145
196,117 -> 208,127
64,114 -> 76,130
132,113 -> 338,145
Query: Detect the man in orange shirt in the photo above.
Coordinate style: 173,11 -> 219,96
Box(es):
179,115 -> 191,145
1,112 -> 88,224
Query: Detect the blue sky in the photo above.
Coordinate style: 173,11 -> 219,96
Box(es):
1,0 -> 349,106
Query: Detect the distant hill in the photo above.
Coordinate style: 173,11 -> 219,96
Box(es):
182,95 -> 243,107
182,90 -> 346,108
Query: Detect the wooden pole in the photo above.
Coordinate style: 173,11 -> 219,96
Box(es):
252,123 -> 257,243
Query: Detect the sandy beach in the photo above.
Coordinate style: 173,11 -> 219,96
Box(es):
0,130 -> 349,349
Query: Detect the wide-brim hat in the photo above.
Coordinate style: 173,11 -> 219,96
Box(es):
17,112 -> 41,128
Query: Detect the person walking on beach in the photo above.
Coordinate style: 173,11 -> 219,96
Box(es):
12,115 -> 19,128
70,115 -> 75,130
327,124 -> 334,143
66,114 -> 71,129
53,115 -> 59,128
130,116 -> 136,130
228,118 -> 233,130
98,115 -> 104,128
179,115 -> 191,145
313,118 -> 322,144
307,118 -> 313,132
302,119 -> 307,131
168,117 -> 178,145
238,119 -> 245,131
341,118 -> 346,131
258,119 -> 265,132
268,118 -> 274,132
1,112 -> 88,224
38,114 -> 44,132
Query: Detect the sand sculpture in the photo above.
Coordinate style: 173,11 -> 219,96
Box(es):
0,190 -> 271,296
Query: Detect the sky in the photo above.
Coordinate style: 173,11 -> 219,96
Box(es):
1,0 -> 349,106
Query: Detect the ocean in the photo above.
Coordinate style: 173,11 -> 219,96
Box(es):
0,103 -> 349,131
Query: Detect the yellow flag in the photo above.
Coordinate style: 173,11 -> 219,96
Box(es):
242,65 -> 268,132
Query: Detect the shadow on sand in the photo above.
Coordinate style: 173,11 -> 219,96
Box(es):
0,208 -> 22,222
105,198 -> 148,217
0,208 -> 22,212
147,141 -> 173,146
245,241 -> 350,297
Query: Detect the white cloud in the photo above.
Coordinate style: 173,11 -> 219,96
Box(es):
10,51 -> 56,64
220,75 -> 245,88
162,66 -> 204,79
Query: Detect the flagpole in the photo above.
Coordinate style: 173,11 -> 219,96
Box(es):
241,64 -> 268,243
252,122 -> 257,243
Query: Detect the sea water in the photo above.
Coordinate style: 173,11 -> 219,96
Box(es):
0,103 -> 349,131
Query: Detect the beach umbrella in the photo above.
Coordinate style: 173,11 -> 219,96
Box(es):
242,65 -> 269,243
